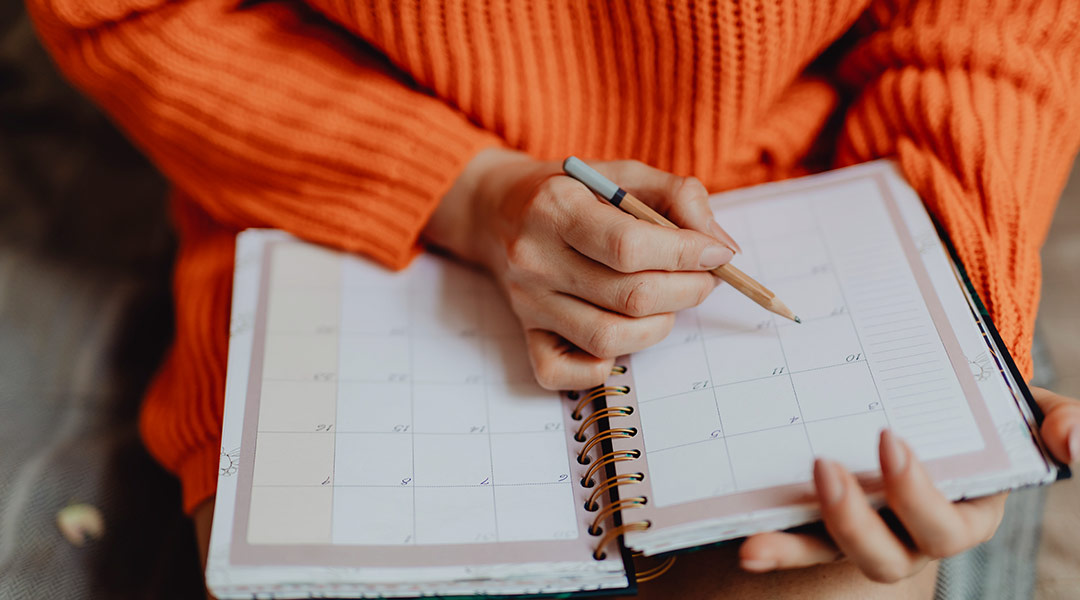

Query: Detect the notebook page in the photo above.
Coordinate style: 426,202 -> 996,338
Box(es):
617,161 -> 1013,524
206,232 -> 627,598
883,173 -> 1057,494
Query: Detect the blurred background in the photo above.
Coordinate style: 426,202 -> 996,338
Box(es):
0,1 -> 1076,598
0,1 -> 203,597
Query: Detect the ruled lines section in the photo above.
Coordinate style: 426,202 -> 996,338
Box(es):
811,179 -> 984,460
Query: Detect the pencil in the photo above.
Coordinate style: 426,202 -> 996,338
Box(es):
562,156 -> 800,323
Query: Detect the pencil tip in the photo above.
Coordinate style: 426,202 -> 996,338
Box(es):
794,316 -> 802,324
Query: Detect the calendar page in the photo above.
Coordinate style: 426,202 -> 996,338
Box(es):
205,162 -> 1062,589
608,161 -> 1060,555
205,232 -> 628,599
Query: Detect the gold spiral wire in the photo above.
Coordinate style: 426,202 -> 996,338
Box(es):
584,472 -> 644,512
571,385 -> 630,420
574,406 -> 634,442
587,496 -> 646,535
577,428 -> 637,463
581,449 -> 641,487
633,553 -> 677,582
592,521 -> 651,560
571,364 -> 655,572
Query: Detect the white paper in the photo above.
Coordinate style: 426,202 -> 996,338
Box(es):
623,160 -> 1058,555
206,232 -> 626,599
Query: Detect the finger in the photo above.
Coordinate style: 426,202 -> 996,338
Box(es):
557,250 -> 719,317
593,160 -> 741,252
526,291 -> 675,359
524,329 -> 614,390
557,188 -> 734,272
739,530 -> 842,572
1030,386 -> 1080,464
878,430 -> 1005,558
814,458 -> 927,583
1030,386 -> 1076,413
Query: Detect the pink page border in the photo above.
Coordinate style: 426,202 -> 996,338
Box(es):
227,241 -> 621,569
611,170 -> 1010,532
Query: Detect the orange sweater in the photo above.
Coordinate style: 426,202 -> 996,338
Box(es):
28,0 -> 1080,514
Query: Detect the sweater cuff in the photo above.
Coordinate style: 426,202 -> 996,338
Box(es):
350,131 -> 506,270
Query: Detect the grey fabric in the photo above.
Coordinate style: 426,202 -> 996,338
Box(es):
0,1 -> 1053,598
934,488 -> 1048,600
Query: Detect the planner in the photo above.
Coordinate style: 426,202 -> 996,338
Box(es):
206,160 -> 1067,598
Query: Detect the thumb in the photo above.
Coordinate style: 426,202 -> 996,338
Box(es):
1031,386 -> 1080,464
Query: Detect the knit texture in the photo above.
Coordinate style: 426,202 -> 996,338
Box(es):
27,0 -> 1080,514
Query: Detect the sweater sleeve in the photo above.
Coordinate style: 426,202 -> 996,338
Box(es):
27,0 -> 502,268
834,0 -> 1080,379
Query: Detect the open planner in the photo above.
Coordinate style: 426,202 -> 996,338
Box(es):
207,160 -> 1067,598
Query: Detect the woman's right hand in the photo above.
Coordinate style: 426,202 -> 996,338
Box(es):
424,149 -> 739,390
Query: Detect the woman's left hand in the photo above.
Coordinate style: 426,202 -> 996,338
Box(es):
738,386 -> 1080,583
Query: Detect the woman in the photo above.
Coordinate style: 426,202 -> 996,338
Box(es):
28,0 -> 1080,597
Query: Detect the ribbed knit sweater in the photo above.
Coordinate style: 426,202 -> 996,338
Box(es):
28,0 -> 1080,514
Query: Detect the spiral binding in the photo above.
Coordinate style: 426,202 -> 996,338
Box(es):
570,385 -> 630,420
581,449 -> 640,487
633,553 -> 677,582
568,364 -> 661,567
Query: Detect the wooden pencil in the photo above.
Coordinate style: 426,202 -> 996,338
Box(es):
562,156 -> 800,323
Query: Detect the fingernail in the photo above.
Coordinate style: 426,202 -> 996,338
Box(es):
740,558 -> 777,572
709,220 -> 742,254
815,458 -> 845,506
880,429 -> 907,476
1068,427 -> 1080,464
699,245 -> 735,269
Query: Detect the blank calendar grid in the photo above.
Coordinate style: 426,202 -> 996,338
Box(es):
635,187 -> 982,508
247,245 -> 579,547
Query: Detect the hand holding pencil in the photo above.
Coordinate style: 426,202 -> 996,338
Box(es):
563,156 -> 799,323
423,149 -> 774,390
